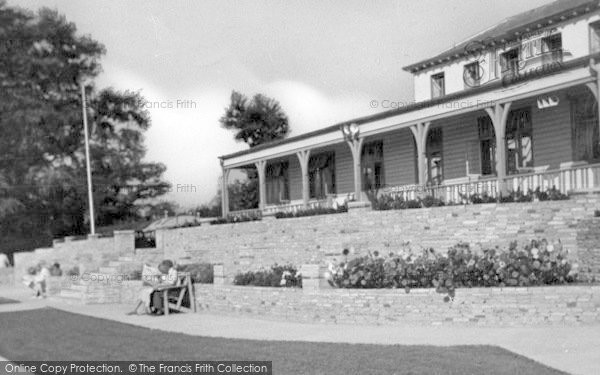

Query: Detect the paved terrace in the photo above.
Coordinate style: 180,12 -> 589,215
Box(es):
0,285 -> 599,375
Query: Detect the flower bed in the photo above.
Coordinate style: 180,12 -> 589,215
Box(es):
233,264 -> 302,287
371,187 -> 568,210
177,262 -> 214,284
274,206 -> 348,219
210,211 -> 261,225
326,240 -> 577,300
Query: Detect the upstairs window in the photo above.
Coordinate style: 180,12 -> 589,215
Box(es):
541,33 -> 563,64
361,141 -> 384,191
590,21 -> 600,54
464,61 -> 481,88
431,73 -> 445,98
500,49 -> 520,76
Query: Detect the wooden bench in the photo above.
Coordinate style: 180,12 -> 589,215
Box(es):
153,272 -> 196,315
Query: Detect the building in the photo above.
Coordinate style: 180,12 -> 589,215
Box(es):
219,0 -> 600,216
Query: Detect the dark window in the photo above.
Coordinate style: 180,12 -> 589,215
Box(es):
500,49 -> 520,76
265,161 -> 289,204
571,91 -> 600,162
361,141 -> 384,191
308,152 -> 336,199
506,108 -> 533,174
590,21 -> 600,54
541,34 -> 563,64
431,73 -> 445,98
478,116 -> 496,175
464,62 -> 481,88
426,128 -> 443,185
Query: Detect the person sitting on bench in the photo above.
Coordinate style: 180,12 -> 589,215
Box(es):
127,260 -> 177,315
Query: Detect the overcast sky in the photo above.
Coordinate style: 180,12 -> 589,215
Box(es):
12,0 -> 553,208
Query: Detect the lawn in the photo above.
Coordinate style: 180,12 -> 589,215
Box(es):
0,308 -> 567,375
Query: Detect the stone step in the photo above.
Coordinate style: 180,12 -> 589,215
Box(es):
59,289 -> 83,299
118,256 -> 134,262
69,284 -> 87,292
98,266 -> 118,274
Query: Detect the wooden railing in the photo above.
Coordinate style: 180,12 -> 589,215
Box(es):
382,163 -> 600,205
505,163 -> 600,194
262,199 -> 330,216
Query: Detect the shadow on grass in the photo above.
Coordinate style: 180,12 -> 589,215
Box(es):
0,308 -> 568,375
0,297 -> 19,305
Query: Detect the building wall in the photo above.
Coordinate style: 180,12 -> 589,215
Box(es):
413,12 -> 600,102
288,155 -> 302,201
531,92 -> 574,170
382,128 -> 417,186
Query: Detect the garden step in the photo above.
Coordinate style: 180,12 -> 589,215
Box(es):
59,289 -> 83,299
68,285 -> 87,292
118,256 -> 134,262
98,266 -> 118,274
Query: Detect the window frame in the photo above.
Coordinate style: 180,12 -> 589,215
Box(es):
361,140 -> 385,191
430,72 -> 445,99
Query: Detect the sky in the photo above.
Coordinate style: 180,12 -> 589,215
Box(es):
11,0 -> 554,208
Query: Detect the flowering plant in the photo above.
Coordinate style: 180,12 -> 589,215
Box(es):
234,264 -> 302,288
325,239 -> 577,301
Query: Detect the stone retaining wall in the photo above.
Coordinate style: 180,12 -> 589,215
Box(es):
0,268 -> 13,286
194,284 -> 600,326
159,195 -> 600,280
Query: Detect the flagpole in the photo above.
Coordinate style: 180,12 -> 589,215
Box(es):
80,82 -> 96,235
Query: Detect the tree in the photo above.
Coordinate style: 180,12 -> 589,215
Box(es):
219,91 -> 290,211
220,91 -> 289,148
0,3 -> 170,255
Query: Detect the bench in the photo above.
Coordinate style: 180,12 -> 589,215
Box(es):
153,272 -> 196,315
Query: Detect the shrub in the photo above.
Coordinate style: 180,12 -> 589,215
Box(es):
211,211 -> 261,225
176,263 -> 214,284
65,266 -> 79,277
326,240 -> 577,300
275,205 -> 347,219
233,264 -> 302,288
535,186 -> 568,201
127,269 -> 142,280
371,194 -> 444,210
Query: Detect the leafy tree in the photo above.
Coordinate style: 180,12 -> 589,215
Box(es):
0,3 -> 170,255
219,91 -> 290,212
220,91 -> 289,148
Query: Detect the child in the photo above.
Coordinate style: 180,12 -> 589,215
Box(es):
22,262 -> 50,298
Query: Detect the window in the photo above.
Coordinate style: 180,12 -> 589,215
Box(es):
478,116 -> 496,175
541,34 -> 563,64
361,141 -> 384,191
308,152 -> 336,199
431,73 -> 445,98
506,108 -> 533,174
571,91 -> 600,161
464,62 -> 481,88
265,161 -> 289,204
426,128 -> 443,185
500,49 -> 520,76
590,21 -> 600,54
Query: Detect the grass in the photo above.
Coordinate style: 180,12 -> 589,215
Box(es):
0,297 -> 19,304
0,308 -> 567,375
